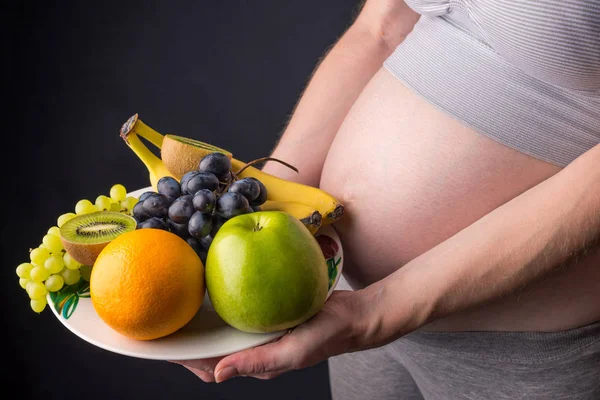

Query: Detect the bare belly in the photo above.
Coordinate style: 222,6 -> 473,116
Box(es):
320,67 -> 600,332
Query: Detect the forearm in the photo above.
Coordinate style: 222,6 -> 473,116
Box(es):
263,2 -> 419,185
365,144 -> 600,344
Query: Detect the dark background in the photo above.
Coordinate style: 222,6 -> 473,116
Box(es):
6,1 -> 361,399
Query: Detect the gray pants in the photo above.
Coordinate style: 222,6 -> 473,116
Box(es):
329,321 -> 600,399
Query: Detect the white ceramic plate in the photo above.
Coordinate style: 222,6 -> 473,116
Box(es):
48,187 -> 344,360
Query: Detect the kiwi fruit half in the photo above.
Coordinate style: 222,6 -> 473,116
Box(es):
161,134 -> 232,180
60,211 -> 137,266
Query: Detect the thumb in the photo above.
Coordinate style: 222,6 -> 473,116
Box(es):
214,334 -> 299,382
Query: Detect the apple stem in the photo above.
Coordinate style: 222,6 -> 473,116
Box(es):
233,157 -> 299,179
253,223 -> 263,232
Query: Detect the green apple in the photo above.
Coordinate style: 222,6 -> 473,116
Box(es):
205,211 -> 329,333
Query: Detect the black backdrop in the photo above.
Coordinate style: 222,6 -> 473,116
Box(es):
6,1 -> 360,399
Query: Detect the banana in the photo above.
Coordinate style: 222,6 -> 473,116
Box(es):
231,158 -> 344,225
260,200 -> 322,235
119,114 -> 344,224
119,114 -> 175,190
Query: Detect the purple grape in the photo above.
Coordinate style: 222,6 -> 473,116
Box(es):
186,172 -> 219,194
188,211 -> 213,239
210,215 -> 227,237
192,189 -> 216,213
199,235 -> 213,250
248,177 -> 267,206
167,194 -> 195,224
137,217 -> 168,230
199,236 -> 213,264
138,191 -> 156,202
157,176 -> 182,199
216,192 -> 252,219
142,193 -> 170,218
168,219 -> 190,238
180,171 -> 200,195
198,153 -> 231,182
132,201 -> 151,222
219,171 -> 233,185
186,237 -> 202,253
228,178 -> 260,202
166,196 -> 178,206
186,237 -> 207,263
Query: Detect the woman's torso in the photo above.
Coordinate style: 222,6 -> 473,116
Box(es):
319,67 -> 600,332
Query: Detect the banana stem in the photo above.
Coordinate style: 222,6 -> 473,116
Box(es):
119,113 -> 165,149
324,204 -> 345,223
300,211 -> 322,227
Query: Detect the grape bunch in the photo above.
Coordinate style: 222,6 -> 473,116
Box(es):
16,184 -> 139,313
133,152 -> 268,263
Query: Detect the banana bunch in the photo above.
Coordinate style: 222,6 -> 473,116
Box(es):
119,114 -> 344,234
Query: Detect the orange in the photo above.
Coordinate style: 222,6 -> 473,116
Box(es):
90,228 -> 205,340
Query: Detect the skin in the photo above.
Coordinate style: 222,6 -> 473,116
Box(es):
173,0 -> 600,383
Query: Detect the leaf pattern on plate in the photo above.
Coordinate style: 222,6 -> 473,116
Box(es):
316,234 -> 342,290
327,256 -> 342,289
49,278 -> 90,319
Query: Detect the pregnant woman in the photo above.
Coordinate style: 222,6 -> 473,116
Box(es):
176,1 -> 600,397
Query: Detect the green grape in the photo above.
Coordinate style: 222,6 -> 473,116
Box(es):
75,199 -> 97,215
27,281 -> 47,300
95,195 -> 113,211
110,184 -> 127,202
110,201 -> 121,211
19,278 -> 30,289
16,262 -> 34,279
42,234 -> 64,253
120,196 -> 138,214
30,247 -> 50,265
60,268 -> 81,285
31,298 -> 47,313
47,226 -> 61,236
57,212 -> 76,227
26,280 -> 36,292
45,274 -> 65,292
44,254 -> 64,274
80,265 -> 92,282
30,265 -> 50,282
63,253 -> 81,270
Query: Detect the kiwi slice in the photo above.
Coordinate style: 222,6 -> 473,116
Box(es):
161,134 -> 232,180
59,211 -> 137,266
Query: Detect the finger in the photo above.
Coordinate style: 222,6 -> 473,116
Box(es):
214,334 -> 302,382
183,366 -> 216,383
169,356 -> 223,374
170,360 -> 217,382
252,371 -> 285,380
169,357 -> 223,383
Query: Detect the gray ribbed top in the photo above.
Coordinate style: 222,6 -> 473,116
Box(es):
384,0 -> 600,167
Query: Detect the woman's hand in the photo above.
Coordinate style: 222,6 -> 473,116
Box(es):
172,289 -> 373,383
